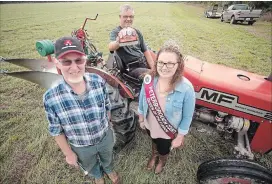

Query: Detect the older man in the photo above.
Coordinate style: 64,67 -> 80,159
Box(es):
108,4 -> 154,78
43,36 -> 120,184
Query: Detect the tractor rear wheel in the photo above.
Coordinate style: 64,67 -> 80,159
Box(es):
106,83 -> 136,153
197,158 -> 272,184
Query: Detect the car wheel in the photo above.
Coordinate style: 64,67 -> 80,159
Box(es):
230,16 -> 236,24
220,15 -> 224,22
248,21 -> 254,25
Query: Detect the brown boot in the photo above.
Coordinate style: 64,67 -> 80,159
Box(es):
154,154 -> 168,174
107,171 -> 121,184
147,142 -> 158,170
94,177 -> 105,184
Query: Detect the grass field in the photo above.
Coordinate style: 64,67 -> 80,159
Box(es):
0,2 -> 271,184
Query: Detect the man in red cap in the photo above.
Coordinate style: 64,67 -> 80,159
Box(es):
43,36 -> 120,184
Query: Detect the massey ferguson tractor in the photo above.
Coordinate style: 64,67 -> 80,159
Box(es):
3,15 -> 272,183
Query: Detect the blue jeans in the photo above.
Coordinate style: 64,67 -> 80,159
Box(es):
71,128 -> 114,179
128,57 -> 150,79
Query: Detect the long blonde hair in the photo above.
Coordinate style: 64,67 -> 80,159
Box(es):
149,40 -> 185,91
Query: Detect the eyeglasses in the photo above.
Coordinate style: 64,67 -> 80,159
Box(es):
157,61 -> 179,69
121,15 -> 135,19
58,57 -> 85,66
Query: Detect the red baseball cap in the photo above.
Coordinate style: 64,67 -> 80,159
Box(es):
54,36 -> 85,59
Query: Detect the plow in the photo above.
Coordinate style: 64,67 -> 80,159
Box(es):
2,15 -> 272,183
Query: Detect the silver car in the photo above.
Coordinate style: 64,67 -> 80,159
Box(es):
221,4 -> 262,25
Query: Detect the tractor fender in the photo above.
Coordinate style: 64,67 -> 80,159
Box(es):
148,50 -> 157,61
85,67 -> 134,99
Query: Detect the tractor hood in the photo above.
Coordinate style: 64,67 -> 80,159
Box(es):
184,56 -> 271,122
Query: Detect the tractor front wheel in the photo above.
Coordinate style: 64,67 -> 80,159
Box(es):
197,158 -> 272,184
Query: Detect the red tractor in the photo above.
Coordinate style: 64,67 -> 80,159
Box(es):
4,15 -> 272,183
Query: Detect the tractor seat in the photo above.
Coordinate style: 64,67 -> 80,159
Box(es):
107,52 -> 142,86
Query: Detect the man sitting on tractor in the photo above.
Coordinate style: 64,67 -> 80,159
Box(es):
108,4 -> 154,78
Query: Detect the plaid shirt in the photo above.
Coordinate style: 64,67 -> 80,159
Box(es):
43,73 -> 111,147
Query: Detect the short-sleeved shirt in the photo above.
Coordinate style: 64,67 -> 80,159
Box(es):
43,73 -> 111,147
109,26 -> 148,64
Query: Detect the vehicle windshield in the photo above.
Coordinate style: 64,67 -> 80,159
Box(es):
233,5 -> 249,10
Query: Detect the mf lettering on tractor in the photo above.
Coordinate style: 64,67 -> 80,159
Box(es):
196,88 -> 237,107
195,88 -> 271,121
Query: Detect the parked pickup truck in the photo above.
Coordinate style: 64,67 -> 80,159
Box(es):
204,4 -> 221,18
221,4 -> 262,25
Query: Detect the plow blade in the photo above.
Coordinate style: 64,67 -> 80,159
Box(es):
4,58 -> 57,73
6,71 -> 62,89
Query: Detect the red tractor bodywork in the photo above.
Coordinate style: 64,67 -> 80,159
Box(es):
184,56 -> 272,153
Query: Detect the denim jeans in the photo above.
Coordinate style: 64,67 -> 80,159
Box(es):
130,67 -> 150,79
128,58 -> 150,79
71,128 -> 114,179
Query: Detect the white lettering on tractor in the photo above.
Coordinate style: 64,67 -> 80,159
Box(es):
195,88 -> 271,121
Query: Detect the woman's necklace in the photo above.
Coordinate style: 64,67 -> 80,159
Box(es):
157,80 -> 169,97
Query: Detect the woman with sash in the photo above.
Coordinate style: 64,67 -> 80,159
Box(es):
137,41 -> 196,174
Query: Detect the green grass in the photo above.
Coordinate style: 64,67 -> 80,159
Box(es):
0,2 -> 271,184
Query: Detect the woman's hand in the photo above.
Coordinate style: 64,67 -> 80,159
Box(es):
171,134 -> 185,149
139,121 -> 146,130
138,115 -> 145,130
